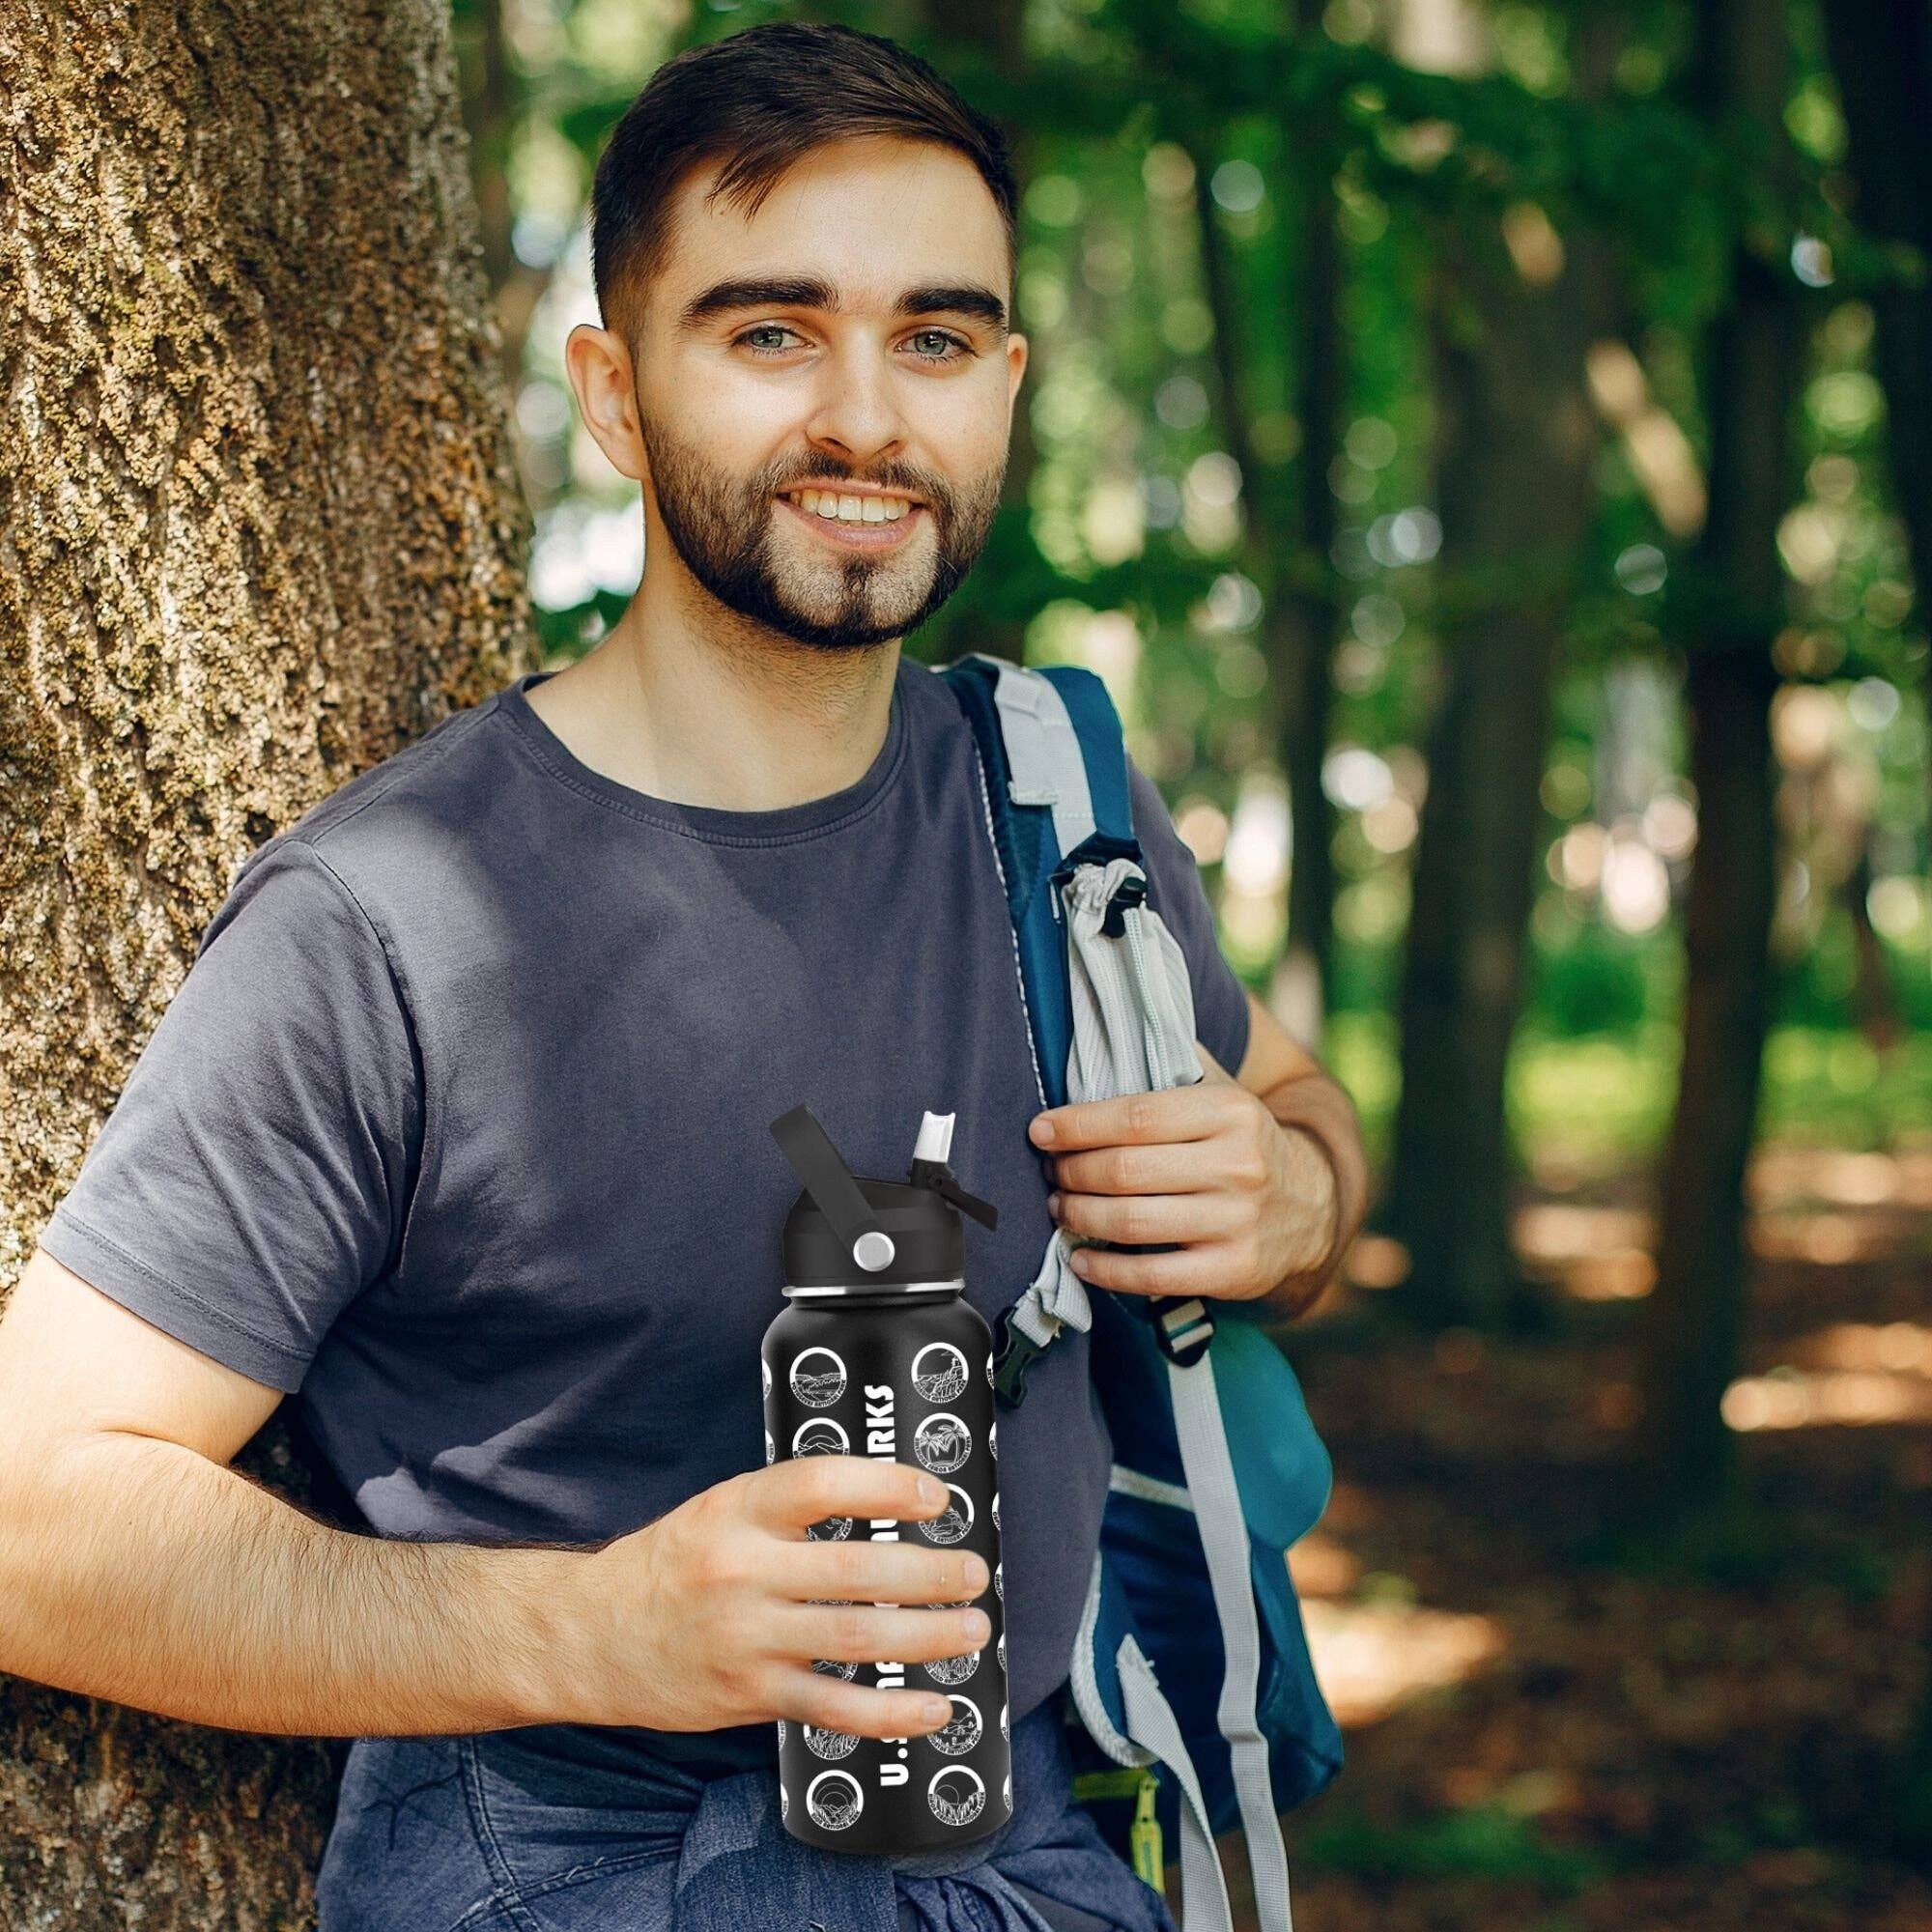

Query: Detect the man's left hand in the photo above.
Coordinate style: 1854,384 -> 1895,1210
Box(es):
1027,1058 -> 1339,1305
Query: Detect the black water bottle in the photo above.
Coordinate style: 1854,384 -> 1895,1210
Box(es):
763,1104 -> 1011,1854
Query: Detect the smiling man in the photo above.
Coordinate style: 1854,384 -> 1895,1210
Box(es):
0,21 -> 1363,1932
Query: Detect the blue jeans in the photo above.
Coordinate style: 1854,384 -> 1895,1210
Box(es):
315,1696 -> 1178,1932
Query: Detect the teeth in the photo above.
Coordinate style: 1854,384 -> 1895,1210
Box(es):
792,489 -> 912,525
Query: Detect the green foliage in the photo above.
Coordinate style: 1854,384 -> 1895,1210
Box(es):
469,0 -> 1928,1179
1300,1800 -> 1611,1891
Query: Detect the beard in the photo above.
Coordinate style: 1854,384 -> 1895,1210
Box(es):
636,411 -> 1005,654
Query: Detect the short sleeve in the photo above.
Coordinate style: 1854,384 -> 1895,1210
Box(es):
1124,757 -> 1252,1079
40,840 -> 423,1394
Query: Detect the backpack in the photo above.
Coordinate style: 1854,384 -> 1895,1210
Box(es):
936,650 -> 1344,1932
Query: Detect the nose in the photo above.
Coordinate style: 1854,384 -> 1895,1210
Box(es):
803,338 -> 910,475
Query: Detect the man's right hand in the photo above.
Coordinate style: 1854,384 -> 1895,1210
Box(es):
558,1456 -> 992,1741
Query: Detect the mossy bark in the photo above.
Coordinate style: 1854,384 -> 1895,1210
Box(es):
0,1 -> 537,1921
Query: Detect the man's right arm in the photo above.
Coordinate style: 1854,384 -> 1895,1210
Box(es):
0,1246 -> 570,1737
0,1248 -> 978,1742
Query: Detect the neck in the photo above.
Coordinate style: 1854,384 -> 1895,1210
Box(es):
526,583 -> 901,813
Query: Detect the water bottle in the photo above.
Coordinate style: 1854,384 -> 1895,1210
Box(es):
763,1102 -> 1011,1854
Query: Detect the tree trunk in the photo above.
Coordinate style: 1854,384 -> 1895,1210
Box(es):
1381,4 -> 1618,1330
1816,0 -> 1932,810
1385,264 -> 1613,1324
0,2 -> 537,1923
1176,0 -> 1344,1047
920,0 -> 1037,666
1631,0 -> 1804,1518
1271,0 -> 1346,1047
1812,1 -> 1932,1850
452,0 -> 547,387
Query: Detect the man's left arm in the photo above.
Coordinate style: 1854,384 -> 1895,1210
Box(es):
1029,987 -> 1369,1322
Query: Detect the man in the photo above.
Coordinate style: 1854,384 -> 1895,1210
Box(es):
0,21 -> 1365,1931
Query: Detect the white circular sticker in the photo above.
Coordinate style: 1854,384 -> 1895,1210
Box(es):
792,1416 -> 849,1457
789,1348 -> 847,1408
928,1694 -> 982,1756
807,1769 -> 864,1831
913,1411 -> 972,1474
917,1482 -> 974,1545
912,1342 -> 969,1404
929,1764 -> 986,1828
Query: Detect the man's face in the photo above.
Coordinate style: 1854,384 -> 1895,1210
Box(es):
622,135 -> 1027,654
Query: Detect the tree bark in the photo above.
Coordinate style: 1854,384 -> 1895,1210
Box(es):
0,1 -> 536,1922
1631,0 -> 1804,1517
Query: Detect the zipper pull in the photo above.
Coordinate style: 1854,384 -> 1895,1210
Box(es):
1128,1768 -> 1164,1893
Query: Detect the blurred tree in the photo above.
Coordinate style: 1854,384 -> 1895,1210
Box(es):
1819,2 -> 1932,1833
919,0 -> 1037,666
1170,3 -> 1346,1043
1384,5 -> 1618,1331
1633,0 -> 1806,1516
1817,0 -> 1932,800
0,0 -> 535,1922
451,0 -> 556,384
1274,0 -> 1347,1044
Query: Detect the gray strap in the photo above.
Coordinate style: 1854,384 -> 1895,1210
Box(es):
1117,1635 -> 1236,1932
1168,1355 -> 1294,1932
989,661 -> 1097,859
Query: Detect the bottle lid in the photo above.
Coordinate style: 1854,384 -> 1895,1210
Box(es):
771,1105 -> 998,1291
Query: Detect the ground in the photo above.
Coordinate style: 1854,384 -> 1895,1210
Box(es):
1205,1140 -> 1932,1932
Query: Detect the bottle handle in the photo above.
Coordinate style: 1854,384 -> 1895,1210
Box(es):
769,1105 -> 896,1272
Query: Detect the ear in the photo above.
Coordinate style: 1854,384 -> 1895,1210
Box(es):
562,322 -> 649,486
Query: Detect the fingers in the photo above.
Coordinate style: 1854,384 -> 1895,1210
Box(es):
781,1535 -> 988,1607
781,1598 -> 992,1669
767,1665 -> 960,1741
748,1455 -> 946,1534
1049,1139 -> 1222,1197
1054,1189 -> 1236,1246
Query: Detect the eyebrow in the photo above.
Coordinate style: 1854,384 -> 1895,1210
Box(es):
677,276 -> 1009,336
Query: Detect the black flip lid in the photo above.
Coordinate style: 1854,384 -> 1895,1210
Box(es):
771,1104 -> 998,1291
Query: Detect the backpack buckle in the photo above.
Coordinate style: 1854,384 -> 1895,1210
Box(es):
1098,874 -> 1146,937
991,1308 -> 1048,1408
1148,1294 -> 1215,1367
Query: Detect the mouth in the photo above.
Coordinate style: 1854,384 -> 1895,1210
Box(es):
776,487 -> 927,552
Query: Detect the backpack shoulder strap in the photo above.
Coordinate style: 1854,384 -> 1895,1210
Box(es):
937,652 -> 1138,1112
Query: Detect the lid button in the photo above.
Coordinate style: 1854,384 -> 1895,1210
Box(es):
852,1230 -> 897,1272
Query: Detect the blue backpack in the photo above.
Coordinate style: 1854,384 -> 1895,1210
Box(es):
937,652 -> 1343,1932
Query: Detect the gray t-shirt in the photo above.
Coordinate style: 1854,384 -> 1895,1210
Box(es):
42,652 -> 1251,1773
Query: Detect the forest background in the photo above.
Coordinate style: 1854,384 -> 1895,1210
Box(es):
482,2 -> 1931,1925
1,0 -> 1928,1927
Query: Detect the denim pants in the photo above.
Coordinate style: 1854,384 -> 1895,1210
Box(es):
315,1696 -> 1179,1932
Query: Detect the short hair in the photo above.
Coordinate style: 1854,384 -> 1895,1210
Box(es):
589,20 -> 1019,346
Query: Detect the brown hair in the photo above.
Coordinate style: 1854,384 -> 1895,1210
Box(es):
589,20 -> 1019,346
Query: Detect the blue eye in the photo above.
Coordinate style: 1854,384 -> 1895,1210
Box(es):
737,325 -> 802,356
905,329 -> 971,363
731,326 -> 971,364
